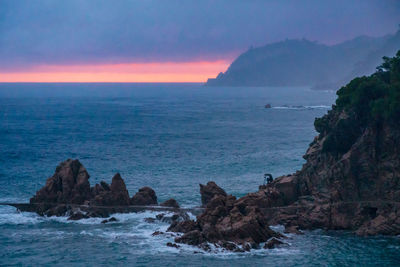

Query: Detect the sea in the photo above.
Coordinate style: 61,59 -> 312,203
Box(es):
0,83 -> 399,266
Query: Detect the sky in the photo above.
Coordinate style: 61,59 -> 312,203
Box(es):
0,0 -> 399,82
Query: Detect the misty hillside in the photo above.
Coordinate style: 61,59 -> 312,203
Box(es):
206,29 -> 400,90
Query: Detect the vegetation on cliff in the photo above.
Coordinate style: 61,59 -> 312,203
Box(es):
314,51 -> 400,153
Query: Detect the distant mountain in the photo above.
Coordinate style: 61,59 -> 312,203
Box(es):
206,28 -> 400,90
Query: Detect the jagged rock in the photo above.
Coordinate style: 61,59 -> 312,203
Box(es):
160,198 -> 180,208
130,187 -> 158,206
91,173 -> 130,206
175,230 -> 206,246
101,217 -> 118,224
173,182 -> 282,250
168,220 -> 199,233
30,159 -> 91,204
263,237 -> 286,249
199,181 -> 227,206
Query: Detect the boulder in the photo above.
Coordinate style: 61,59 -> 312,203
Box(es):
30,159 -> 91,204
101,217 -> 118,224
160,198 -> 180,208
130,187 -> 158,205
199,181 -> 227,206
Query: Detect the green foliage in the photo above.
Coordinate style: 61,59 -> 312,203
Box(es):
315,50 -> 400,154
335,50 -> 400,122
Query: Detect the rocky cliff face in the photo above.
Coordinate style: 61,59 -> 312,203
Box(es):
251,52 -> 400,235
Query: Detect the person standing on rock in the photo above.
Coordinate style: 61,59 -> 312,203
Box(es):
264,173 -> 273,185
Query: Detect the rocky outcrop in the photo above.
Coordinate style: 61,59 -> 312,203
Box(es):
199,182 -> 227,206
169,182 -> 284,251
30,159 -> 91,204
130,187 -> 158,206
28,159 -> 162,219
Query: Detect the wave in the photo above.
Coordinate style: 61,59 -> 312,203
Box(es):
0,206 -> 300,256
271,105 -> 331,110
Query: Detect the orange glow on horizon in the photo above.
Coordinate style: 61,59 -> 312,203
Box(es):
0,61 -> 230,82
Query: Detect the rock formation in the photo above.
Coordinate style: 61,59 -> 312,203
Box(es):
130,187 -> 158,205
168,182 -> 284,251
238,52 -> 400,236
199,181 -> 227,206
30,159 -> 91,204
29,159 -> 159,218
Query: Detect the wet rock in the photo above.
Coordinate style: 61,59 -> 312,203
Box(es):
173,182 -> 282,251
175,230 -> 206,246
130,187 -> 158,206
263,237 -> 285,249
152,231 -> 164,236
101,217 -> 118,224
30,159 -> 91,204
166,242 -> 180,248
156,212 -> 190,224
145,217 -> 156,223
217,241 -> 240,251
284,225 -> 304,235
44,205 -> 68,217
160,198 -> 180,208
167,220 -> 199,233
68,211 -> 89,220
199,181 -> 227,207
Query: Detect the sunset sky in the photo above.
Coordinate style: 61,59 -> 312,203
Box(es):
0,0 -> 399,82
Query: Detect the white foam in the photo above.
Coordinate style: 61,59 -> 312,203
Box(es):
272,105 -> 330,110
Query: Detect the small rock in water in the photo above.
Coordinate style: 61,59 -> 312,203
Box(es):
152,231 -> 164,236
144,217 -> 156,223
166,242 -> 180,248
265,104 -> 272,108
101,217 -> 118,224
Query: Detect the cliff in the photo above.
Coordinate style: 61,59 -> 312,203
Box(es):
251,51 -> 400,235
206,29 -> 400,90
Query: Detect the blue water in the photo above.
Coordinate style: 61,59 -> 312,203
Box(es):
0,83 -> 399,266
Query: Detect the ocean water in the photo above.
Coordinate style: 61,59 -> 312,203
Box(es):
0,83 -> 399,266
